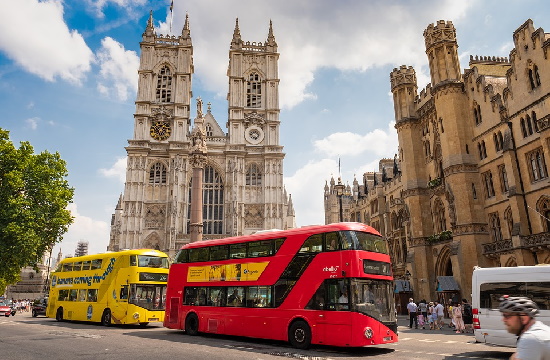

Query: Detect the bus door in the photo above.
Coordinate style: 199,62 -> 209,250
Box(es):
313,279 -> 352,346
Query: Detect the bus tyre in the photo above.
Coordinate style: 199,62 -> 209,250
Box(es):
101,310 -> 111,327
32,309 -> 37,317
288,320 -> 311,350
55,308 -> 63,322
185,313 -> 199,336
139,322 -> 149,327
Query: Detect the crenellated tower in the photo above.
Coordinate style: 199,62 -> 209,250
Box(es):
424,20 -> 462,86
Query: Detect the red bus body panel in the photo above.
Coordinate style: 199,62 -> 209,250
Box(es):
164,222 -> 397,347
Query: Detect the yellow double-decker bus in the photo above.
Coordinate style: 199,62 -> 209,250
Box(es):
47,249 -> 169,326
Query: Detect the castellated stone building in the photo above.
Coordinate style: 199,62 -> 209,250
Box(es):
325,19 -> 550,309
109,13 -> 295,258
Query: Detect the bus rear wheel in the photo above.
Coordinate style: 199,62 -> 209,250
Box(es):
101,310 -> 111,326
288,320 -> 311,349
55,308 -> 63,322
185,313 -> 199,335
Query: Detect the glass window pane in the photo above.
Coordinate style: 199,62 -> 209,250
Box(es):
209,245 -> 228,261
81,261 -> 91,270
299,234 -> 323,253
248,241 -> 272,257
230,243 -> 247,259
325,232 -> 339,251
227,287 -> 244,307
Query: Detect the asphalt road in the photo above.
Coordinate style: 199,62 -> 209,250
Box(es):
0,312 -> 515,360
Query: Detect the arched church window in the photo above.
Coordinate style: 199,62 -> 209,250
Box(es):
532,111 -> 539,132
188,165 -> 224,235
489,212 -> 503,242
433,198 -> 446,233
504,206 -> 513,238
246,163 -> 262,186
521,118 -> 527,138
538,197 -> 550,232
149,163 -> 167,184
247,72 -> 261,108
156,65 -> 172,103
526,114 -> 533,135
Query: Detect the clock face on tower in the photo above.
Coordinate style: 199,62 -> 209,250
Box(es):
150,121 -> 171,141
245,125 -> 264,144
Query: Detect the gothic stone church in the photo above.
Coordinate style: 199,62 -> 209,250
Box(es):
108,13 -> 296,257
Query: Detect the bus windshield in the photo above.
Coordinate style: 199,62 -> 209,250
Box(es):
129,284 -> 166,310
130,255 -> 169,268
347,231 -> 388,254
351,279 -> 396,323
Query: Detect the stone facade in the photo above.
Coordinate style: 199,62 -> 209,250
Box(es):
325,19 -> 550,305
108,14 -> 295,258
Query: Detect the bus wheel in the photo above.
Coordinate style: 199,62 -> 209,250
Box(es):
32,309 -> 37,317
101,310 -> 111,327
55,308 -> 63,322
185,313 -> 199,335
288,320 -> 311,350
139,322 -> 149,327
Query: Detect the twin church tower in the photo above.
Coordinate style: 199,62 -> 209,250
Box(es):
108,12 -> 295,257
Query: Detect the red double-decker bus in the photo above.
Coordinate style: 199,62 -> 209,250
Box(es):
164,222 -> 397,349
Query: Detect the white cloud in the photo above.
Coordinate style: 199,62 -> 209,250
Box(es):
284,158 -> 337,226
85,0 -> 148,19
162,0 -> 475,109
57,203 -> 110,257
313,121 -> 398,158
25,117 -> 39,130
96,37 -> 140,101
99,157 -> 127,183
0,0 -> 94,84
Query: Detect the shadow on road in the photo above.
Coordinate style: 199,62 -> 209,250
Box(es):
123,329 -> 396,358
443,350 -> 514,360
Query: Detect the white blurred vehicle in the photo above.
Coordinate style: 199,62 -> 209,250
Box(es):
472,265 -> 550,347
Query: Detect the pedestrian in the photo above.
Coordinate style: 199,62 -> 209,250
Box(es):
434,300 -> 445,330
499,295 -> 550,360
407,298 -> 418,329
453,302 -> 465,333
428,301 -> 435,330
448,299 -> 455,328
462,298 -> 473,333
418,299 -> 428,329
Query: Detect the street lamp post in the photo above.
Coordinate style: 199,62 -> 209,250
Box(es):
334,177 -> 345,223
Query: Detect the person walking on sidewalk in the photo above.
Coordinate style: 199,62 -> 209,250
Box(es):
500,295 -> 550,360
434,300 -> 445,330
407,298 -> 418,329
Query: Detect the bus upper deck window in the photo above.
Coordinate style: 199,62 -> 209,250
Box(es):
130,255 -> 137,266
340,231 -> 353,250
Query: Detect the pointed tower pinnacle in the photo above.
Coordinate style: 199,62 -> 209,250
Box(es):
231,18 -> 242,49
142,10 -> 155,40
266,19 -> 277,49
182,12 -> 191,39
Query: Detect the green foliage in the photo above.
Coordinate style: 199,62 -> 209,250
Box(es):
0,128 -> 74,288
427,178 -> 442,189
427,230 -> 453,244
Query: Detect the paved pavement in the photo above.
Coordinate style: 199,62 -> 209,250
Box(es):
396,314 -> 475,336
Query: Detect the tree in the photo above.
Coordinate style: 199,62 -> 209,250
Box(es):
0,128 -> 74,291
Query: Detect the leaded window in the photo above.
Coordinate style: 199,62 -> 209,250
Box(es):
149,163 -> 167,184
188,165 -> 224,235
246,163 -> 262,186
156,65 -> 172,103
247,72 -> 261,108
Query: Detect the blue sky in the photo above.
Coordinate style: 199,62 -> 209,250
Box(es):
1,0 -> 548,256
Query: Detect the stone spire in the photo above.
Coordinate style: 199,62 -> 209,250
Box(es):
143,10 -> 155,39
266,20 -> 277,50
231,18 -> 242,49
182,13 -> 191,39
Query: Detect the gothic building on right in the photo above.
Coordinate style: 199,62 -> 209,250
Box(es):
325,19 -> 550,307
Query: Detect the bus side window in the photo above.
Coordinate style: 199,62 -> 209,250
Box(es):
339,231 -> 353,250
82,261 -> 91,270
306,283 -> 326,310
87,289 -> 98,302
300,234 -> 322,253
227,287 -> 244,307
229,243 -> 246,259
129,255 -> 137,266
69,289 -> 78,301
120,285 -> 129,300
78,289 -> 87,302
324,232 -> 339,251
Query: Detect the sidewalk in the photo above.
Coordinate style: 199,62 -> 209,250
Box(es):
396,314 -> 475,335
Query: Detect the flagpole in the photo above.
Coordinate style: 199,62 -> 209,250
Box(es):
169,1 -> 174,34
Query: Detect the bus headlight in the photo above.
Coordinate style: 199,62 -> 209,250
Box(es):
133,312 -> 140,320
364,327 -> 373,339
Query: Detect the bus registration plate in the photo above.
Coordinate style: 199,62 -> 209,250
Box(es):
148,318 -> 159,321
383,336 -> 393,342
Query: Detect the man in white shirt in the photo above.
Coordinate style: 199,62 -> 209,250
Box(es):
406,298 -> 418,329
500,295 -> 550,360
434,300 -> 445,330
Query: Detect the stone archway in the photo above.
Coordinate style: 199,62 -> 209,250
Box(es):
504,257 -> 517,267
435,245 -> 453,277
